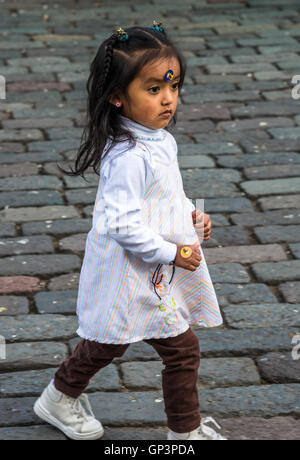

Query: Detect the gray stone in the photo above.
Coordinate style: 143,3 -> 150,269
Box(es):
252,260 -> 300,283
269,128 -> 300,139
0,235 -> 54,256
217,153 -> 300,169
203,198 -> 253,214
258,195 -> 300,211
257,352 -> 300,384
289,243 -> 300,259
0,152 -> 62,164
0,176 -> 62,192
241,138 -> 300,153
0,190 -> 64,208
241,178 -> 300,197
178,142 -> 241,155
58,234 -> 86,253
65,188 -> 97,205
193,327 -> 299,358
0,425 -> 67,440
178,155 -> 215,169
35,290 -> 78,314
244,164 -> 300,180
22,218 -> 92,236
0,342 -> 68,372
0,315 -> 78,342
47,273 -> 80,292
0,223 -> 16,238
208,226 -> 252,246
208,263 -> 250,284
218,117 -> 294,132
0,254 -> 81,276
205,244 -> 286,265
198,384 -> 300,417
223,304 -> 300,329
0,205 -> 80,223
214,283 -> 277,305
254,225 -> 300,244
0,296 -> 29,315
231,210 -> 300,227
0,365 -> 121,396
279,282 -> 300,304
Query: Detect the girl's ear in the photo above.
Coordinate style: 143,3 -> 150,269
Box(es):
109,92 -> 122,106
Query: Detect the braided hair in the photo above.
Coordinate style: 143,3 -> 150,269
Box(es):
57,24 -> 186,180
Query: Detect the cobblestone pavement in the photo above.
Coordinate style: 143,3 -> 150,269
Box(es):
0,0 -> 300,441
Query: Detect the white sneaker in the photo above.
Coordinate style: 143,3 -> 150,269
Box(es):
33,379 -> 104,440
167,416 -> 227,440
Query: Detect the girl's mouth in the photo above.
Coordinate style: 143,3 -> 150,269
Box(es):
160,110 -> 172,118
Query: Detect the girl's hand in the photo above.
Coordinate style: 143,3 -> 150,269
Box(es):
192,210 -> 212,240
174,242 -> 202,271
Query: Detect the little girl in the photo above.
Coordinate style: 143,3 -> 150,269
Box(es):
34,21 -> 226,441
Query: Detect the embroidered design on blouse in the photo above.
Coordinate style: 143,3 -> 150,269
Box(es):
151,265 -> 177,326
134,132 -> 167,142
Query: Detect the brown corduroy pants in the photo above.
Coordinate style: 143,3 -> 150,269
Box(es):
54,327 -> 201,433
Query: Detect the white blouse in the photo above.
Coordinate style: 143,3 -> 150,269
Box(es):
76,115 -> 223,344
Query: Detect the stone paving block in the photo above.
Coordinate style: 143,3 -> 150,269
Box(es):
231,210 -> 300,227
0,223 -> 16,238
0,364 -> 121,397
0,314 -> 78,342
178,142 -> 241,155
217,153 -> 300,169
279,282 -> 300,304
202,197 -> 253,214
0,425 -> 67,441
0,235 -> 54,256
193,326 -> 299,358
28,139 -> 79,153
256,352 -> 300,384
289,243 -> 300,259
254,225 -> 300,244
34,290 -> 77,314
243,164 -> 300,180
0,342 -> 68,372
205,244 -> 287,264
0,296 -> 29,316
223,303 -> 300,329
0,129 -> 43,142
207,226 -> 252,246
0,176 -> 63,192
22,218 -> 91,236
214,282 -> 277,305
47,273 -> 80,292
208,263 -> 250,284
240,178 -> 300,197
64,188 -> 97,205
0,205 -> 80,222
0,190 -> 64,208
0,276 -> 41,295
0,152 -> 62,164
231,101 -> 300,118
58,234 -> 86,252
177,155 -> 215,169
0,254 -> 81,277
269,128 -> 300,140
0,162 -> 39,178
218,118 -> 294,132
251,260 -> 300,284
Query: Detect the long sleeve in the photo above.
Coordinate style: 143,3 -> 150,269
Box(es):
101,151 -> 177,265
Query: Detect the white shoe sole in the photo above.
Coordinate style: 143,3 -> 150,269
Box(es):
34,398 -> 104,441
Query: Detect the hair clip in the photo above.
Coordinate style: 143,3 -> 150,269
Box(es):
152,20 -> 164,33
116,27 -> 128,41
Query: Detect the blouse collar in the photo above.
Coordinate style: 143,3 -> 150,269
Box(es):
120,115 -> 166,142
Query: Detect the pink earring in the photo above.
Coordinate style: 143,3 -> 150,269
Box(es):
115,102 -> 121,107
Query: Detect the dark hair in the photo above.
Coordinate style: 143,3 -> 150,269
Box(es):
57,24 -> 187,180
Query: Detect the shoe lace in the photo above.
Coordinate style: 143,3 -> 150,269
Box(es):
198,416 -> 226,440
66,393 -> 95,421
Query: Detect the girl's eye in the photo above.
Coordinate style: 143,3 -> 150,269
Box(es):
149,86 -> 159,94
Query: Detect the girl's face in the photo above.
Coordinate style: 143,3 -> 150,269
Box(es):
112,56 -> 181,130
